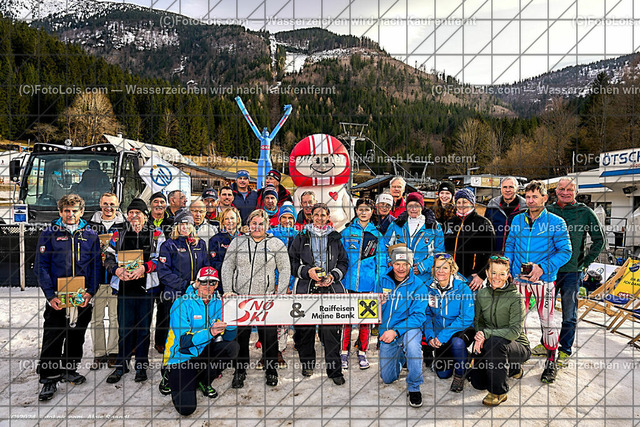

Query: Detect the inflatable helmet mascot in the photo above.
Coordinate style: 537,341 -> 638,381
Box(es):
289,134 -> 354,231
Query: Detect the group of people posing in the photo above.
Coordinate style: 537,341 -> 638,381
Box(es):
34,169 -> 605,414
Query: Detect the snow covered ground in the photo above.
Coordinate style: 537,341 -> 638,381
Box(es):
1,287 -> 639,426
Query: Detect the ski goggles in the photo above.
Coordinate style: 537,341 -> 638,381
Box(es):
489,255 -> 510,265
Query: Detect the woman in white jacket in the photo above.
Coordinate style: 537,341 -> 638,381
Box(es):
222,209 -> 291,388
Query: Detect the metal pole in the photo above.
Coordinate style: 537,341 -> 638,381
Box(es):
19,222 -> 25,291
349,135 -> 356,188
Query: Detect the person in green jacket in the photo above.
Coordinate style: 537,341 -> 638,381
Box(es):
545,177 -> 605,365
470,255 -> 531,407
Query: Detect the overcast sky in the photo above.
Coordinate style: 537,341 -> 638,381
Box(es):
108,0 -> 639,84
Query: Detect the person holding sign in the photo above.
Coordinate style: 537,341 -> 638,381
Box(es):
469,255 -> 530,406
340,198 -> 386,370
157,209 -> 210,394
222,209 -> 290,388
379,245 -> 429,408
164,267 -> 239,416
289,203 -> 349,385
104,198 -> 164,384
35,194 -> 100,401
423,253 -> 475,393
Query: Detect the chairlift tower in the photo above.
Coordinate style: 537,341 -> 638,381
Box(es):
338,122 -> 368,188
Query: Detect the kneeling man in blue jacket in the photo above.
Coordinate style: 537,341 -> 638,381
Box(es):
162,267 -> 239,416
379,245 -> 429,408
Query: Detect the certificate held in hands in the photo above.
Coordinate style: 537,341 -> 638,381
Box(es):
57,276 -> 85,309
118,249 -> 144,274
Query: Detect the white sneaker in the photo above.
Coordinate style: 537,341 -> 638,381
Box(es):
358,354 -> 370,370
340,353 -> 349,369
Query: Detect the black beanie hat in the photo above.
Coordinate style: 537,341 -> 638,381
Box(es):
150,191 -> 167,203
127,198 -> 149,217
438,181 -> 456,194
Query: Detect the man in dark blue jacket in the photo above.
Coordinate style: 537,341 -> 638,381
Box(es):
35,194 -> 100,402
231,170 -> 258,224
484,177 -> 527,251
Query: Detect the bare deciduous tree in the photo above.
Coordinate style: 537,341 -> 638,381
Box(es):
27,122 -> 58,144
60,92 -> 119,146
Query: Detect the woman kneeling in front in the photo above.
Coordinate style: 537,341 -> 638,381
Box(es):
423,253 -> 475,393
470,255 -> 531,406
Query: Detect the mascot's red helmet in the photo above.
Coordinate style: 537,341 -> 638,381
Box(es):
289,134 -> 350,187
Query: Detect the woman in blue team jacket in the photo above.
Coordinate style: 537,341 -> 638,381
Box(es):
340,198 -> 386,370
156,208 -> 209,393
208,206 -> 242,295
423,253 -> 475,393
385,192 -> 444,284
163,267 -> 238,416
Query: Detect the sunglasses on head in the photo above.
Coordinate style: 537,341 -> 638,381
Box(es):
434,253 -> 452,260
490,255 -> 510,262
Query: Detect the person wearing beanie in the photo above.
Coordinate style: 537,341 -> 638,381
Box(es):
268,201 -> 299,367
340,198 -> 386,370
259,185 -> 281,227
443,188 -> 495,291
484,177 -> 527,251
379,245 -> 429,408
127,198 -> 149,217
147,191 -> 173,238
433,181 -> 456,224
406,192 -> 424,208
146,191 -> 173,355
454,188 -> 477,206
373,193 -> 396,235
385,192 -> 444,284
104,197 -> 165,384
156,207 -> 209,394
232,170 -> 258,225
257,169 -> 293,210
